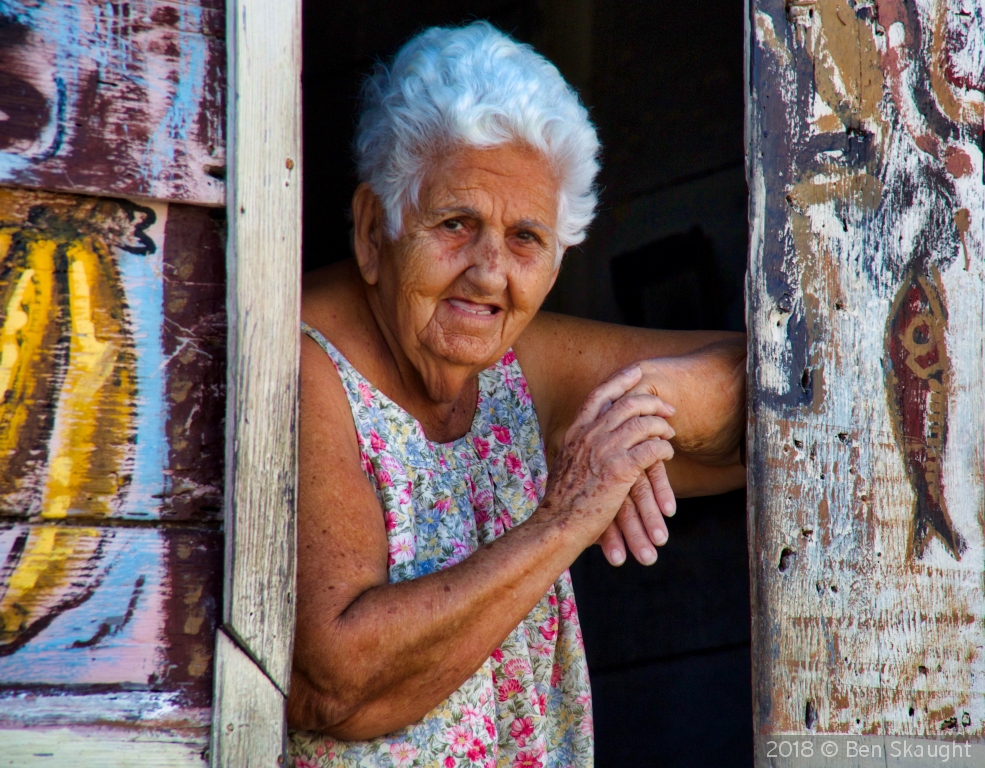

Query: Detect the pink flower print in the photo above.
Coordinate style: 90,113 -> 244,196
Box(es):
548,593 -> 558,607
448,725 -> 472,755
439,454 -> 449,470
522,479 -> 538,502
502,349 -> 517,365
358,381 -> 373,407
384,510 -> 398,531
460,704 -> 483,723
293,757 -> 318,768
559,596 -> 578,620
360,451 -> 374,476
538,615 -> 558,641
504,452 -> 523,477
516,377 -> 532,405
434,497 -> 452,514
490,424 -> 511,445
491,647 -> 504,663
529,640 -> 553,658
509,716 -> 534,747
376,469 -> 393,489
467,738 -> 487,762
576,691 -> 591,707
536,692 -> 547,715
483,716 -> 497,740
497,677 -> 524,701
370,428 -> 387,453
445,758 -> 456,768
513,751 -> 543,768
388,533 -> 414,565
315,744 -> 326,757
551,661 -> 563,688
389,741 -> 419,767
473,436 -> 490,459
504,658 -> 531,678
380,453 -> 403,474
398,481 -> 413,505
579,715 -> 594,736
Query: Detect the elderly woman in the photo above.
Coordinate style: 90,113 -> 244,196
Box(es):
290,21 -> 745,768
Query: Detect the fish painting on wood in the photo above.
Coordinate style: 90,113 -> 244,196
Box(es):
0,0 -> 225,204
885,265 -> 965,560
747,0 -> 985,745
0,186 -> 224,741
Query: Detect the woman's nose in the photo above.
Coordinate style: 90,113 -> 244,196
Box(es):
466,232 -> 509,294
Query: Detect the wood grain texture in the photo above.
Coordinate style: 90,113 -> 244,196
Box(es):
0,524 -> 221,724
0,0 -> 225,205
0,187 -> 226,522
0,726 -> 208,766
223,0 -> 301,696
747,0 -> 985,748
210,629 -> 287,768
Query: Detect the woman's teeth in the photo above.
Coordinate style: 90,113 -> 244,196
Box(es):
450,299 -> 495,315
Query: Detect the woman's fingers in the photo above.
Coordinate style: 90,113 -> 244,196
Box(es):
597,518 -> 627,566
619,484 -> 658,564
629,472 -> 669,548
646,460 -> 677,517
575,366 -> 643,425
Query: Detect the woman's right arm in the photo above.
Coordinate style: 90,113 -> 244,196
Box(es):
288,335 -> 674,740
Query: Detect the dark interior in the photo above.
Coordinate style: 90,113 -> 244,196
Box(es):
301,2 -> 751,765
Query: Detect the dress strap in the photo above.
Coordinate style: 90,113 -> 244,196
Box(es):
301,321 -> 369,413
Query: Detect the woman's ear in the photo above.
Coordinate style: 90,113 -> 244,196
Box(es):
351,183 -> 385,285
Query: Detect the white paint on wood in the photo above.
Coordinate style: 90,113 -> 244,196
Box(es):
222,0 -> 302,707
0,726 -> 208,766
747,0 -> 985,745
210,629 -> 286,768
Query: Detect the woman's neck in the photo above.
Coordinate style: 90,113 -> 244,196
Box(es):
362,281 -> 480,444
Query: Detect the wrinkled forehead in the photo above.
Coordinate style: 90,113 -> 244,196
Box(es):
416,143 -> 561,228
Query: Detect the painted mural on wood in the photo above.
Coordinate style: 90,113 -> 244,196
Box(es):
886,266 -> 964,560
0,187 -> 225,521
0,187 -> 224,743
0,0 -> 225,205
747,0 -> 984,746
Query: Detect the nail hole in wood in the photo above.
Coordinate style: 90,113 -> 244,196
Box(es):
778,547 -> 797,572
805,700 -> 817,730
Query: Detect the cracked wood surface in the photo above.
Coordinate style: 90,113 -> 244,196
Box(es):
747,0 -> 985,750
0,0 -> 226,205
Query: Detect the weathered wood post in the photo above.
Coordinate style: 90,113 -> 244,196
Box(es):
747,0 -> 984,759
0,0 -> 300,763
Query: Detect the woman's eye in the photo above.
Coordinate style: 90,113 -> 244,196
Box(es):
442,219 -> 464,232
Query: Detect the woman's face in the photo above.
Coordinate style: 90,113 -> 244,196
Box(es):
358,143 -> 562,397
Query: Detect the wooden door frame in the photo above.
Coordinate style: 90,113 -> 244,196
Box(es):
211,0 -> 303,763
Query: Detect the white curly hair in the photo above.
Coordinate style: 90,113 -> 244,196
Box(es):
353,21 -> 601,264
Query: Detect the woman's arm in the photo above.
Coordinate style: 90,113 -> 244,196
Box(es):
514,312 -> 746,564
290,336 -> 674,739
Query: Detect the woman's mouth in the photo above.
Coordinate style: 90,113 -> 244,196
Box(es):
446,298 -> 500,316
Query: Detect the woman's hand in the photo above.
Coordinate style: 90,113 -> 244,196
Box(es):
540,366 -> 676,546
593,344 -> 747,566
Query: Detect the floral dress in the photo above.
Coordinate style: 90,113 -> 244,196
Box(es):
291,323 -> 593,768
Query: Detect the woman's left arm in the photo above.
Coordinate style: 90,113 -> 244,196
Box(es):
514,312 -> 746,561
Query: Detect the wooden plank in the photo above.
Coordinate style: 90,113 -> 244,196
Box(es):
747,0 -> 985,748
223,0 -> 301,695
0,0 -> 225,205
0,726 -> 208,766
210,629 -> 286,768
0,524 -> 221,727
0,187 -> 225,522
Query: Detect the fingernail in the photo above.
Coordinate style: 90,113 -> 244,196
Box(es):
622,365 -> 641,376
666,404 -> 677,414
609,549 -> 626,566
652,529 -> 668,546
640,547 -> 657,565
663,501 -> 677,517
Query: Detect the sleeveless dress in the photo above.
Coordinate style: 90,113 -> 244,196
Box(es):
291,323 -> 593,768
